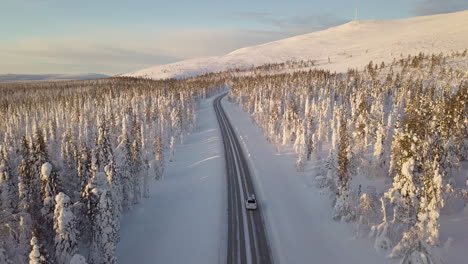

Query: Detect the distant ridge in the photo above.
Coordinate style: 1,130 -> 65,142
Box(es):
0,73 -> 110,82
125,10 -> 468,80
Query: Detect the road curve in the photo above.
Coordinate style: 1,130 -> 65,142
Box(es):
214,93 -> 272,264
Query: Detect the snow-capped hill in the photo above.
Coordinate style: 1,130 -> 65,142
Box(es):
125,10 -> 468,79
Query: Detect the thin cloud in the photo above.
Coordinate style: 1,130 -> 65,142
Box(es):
411,0 -> 468,16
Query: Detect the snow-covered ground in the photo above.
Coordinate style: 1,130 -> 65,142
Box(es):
439,206 -> 468,264
116,97 -> 227,264
221,97 -> 392,263
125,10 -> 468,79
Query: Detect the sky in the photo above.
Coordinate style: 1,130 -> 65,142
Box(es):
0,0 -> 467,75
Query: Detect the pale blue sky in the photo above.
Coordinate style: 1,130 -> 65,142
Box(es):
0,0 -> 466,74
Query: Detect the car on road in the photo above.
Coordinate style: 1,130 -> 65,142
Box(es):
246,194 -> 257,210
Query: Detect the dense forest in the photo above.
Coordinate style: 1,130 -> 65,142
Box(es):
228,50 -> 468,263
0,77 -> 224,263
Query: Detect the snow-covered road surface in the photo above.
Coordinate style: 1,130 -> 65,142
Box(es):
116,96 -> 226,264
214,94 -> 272,264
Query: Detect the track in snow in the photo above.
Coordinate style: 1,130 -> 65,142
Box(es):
214,94 -> 272,264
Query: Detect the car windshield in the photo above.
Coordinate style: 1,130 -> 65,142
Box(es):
248,199 -> 255,203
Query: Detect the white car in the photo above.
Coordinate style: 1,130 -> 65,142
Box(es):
246,195 -> 257,210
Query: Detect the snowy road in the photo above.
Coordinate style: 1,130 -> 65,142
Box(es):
214,94 -> 272,264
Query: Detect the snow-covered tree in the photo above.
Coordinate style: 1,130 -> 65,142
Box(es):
54,192 -> 78,264
29,235 -> 46,264
373,118 -> 386,169
116,123 -> 134,211
152,135 -> 164,180
0,145 -> 17,212
77,144 -> 91,197
94,117 -> 123,219
87,172 -> 118,264
294,129 -> 307,172
130,117 -> 143,204
40,162 -> 58,222
17,136 -> 34,213
333,110 -> 354,222
169,136 -> 176,162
